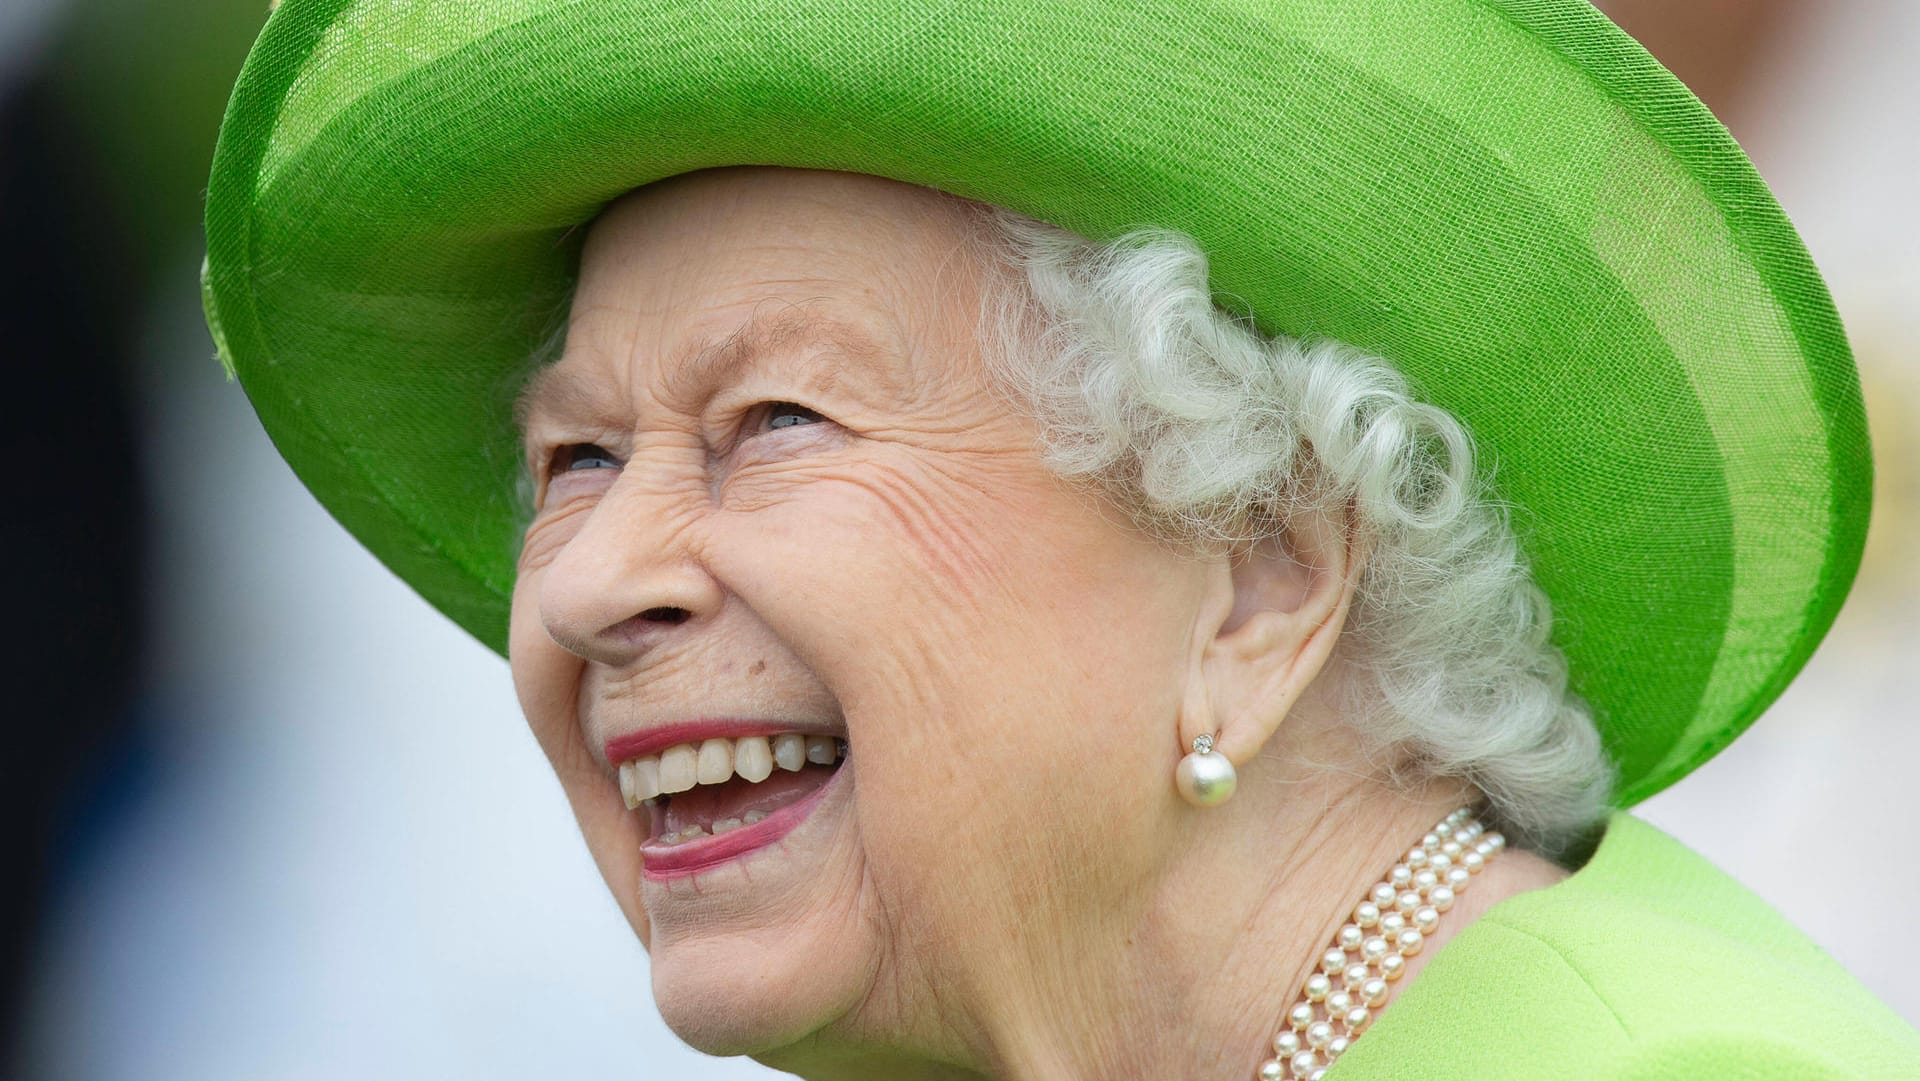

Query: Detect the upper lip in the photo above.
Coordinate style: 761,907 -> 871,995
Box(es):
603,719 -> 847,765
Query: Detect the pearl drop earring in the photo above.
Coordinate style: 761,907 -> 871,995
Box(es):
1175,733 -> 1237,807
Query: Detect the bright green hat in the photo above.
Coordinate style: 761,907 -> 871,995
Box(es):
202,0 -> 1871,805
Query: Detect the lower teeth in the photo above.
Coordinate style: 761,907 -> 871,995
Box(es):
658,808 -> 772,845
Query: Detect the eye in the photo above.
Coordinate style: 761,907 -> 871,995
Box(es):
760,401 -> 824,432
552,443 -> 621,474
719,401 -> 840,463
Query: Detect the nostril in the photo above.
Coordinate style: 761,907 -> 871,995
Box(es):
589,605 -> 695,658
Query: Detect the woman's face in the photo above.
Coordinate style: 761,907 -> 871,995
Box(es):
509,167 -> 1215,1066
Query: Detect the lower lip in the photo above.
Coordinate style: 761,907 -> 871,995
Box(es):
638,765 -> 848,880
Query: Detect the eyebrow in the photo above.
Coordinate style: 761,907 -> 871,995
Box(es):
515,306 -> 888,428
677,305 -> 886,392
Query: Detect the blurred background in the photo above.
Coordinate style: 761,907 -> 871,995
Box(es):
3,0 -> 1914,1077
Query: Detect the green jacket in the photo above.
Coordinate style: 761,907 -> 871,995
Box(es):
1331,814 -> 1920,1079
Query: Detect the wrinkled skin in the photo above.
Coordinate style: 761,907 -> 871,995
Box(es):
507,166 -> 1560,1080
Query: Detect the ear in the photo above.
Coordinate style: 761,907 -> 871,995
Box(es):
1180,500 -> 1366,765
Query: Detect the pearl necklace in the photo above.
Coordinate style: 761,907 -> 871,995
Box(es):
1254,807 -> 1504,1080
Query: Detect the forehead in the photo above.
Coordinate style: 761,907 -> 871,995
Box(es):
519,169 -> 987,423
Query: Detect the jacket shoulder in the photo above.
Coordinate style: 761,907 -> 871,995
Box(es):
1476,814 -> 1920,1079
1607,1031 -> 1887,1080
1329,815 -> 1920,1080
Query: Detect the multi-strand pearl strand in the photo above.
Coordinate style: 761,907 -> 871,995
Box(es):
1254,808 -> 1505,1080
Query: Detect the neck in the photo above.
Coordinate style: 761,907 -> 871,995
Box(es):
974,774 -> 1568,1081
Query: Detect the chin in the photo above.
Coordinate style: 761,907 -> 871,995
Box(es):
636,774 -> 881,1061
647,923 -> 868,1059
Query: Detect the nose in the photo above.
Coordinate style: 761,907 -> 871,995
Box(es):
536,464 -> 722,668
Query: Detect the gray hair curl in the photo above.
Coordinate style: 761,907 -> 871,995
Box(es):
955,203 -> 1613,856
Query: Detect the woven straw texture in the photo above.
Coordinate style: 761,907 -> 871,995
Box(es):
202,0 -> 1871,804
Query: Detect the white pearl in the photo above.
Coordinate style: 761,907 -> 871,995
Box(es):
1304,973 -> 1331,1002
1354,902 -> 1380,929
1464,850 -> 1485,874
1290,1003 -> 1315,1030
1378,912 -> 1406,936
1430,885 -> 1455,911
1361,935 -> 1389,962
1308,1070 -> 1328,1081
1487,832 -> 1506,852
1421,832 -> 1440,849
1321,948 -> 1347,975
1414,906 -> 1440,934
1361,977 -> 1388,1007
1337,924 -> 1363,951
1397,928 -> 1424,956
1441,840 -> 1463,858
1433,821 -> 1454,838
1426,851 -> 1452,873
1474,840 -> 1494,857
1405,848 -> 1429,869
1389,864 -> 1412,888
1174,746 -> 1237,806
1447,867 -> 1472,891
1306,1021 -> 1333,1049
1370,883 -> 1397,907
1258,1059 -> 1286,1081
1380,953 -> 1406,980
1413,869 -> 1439,893
1345,1006 -> 1372,1032
1397,890 -> 1422,914
1291,1050 -> 1319,1077
1274,1031 -> 1302,1055
1343,963 -> 1370,990
1327,1036 -> 1350,1058
1326,990 -> 1352,1015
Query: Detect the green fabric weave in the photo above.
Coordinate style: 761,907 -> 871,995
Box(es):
201,0 -> 1872,803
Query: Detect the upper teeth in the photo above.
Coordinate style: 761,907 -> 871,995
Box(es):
617,733 -> 845,809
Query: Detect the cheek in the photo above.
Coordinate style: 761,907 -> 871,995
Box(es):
716,453 -> 1068,719
508,569 -> 580,760
712,454 -> 1195,887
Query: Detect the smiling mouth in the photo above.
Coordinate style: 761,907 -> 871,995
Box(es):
616,733 -> 848,877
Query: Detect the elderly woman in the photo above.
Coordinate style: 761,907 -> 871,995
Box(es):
202,0 -> 1917,1077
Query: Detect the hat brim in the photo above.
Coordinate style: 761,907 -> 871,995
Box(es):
203,0 -> 1871,804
